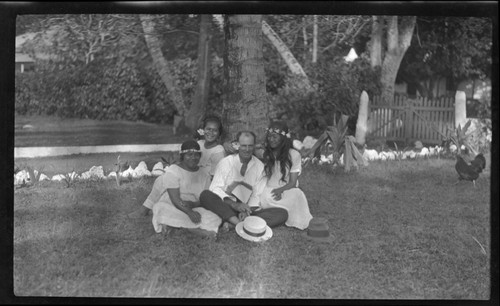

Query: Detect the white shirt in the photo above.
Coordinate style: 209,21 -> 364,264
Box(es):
197,140 -> 226,176
209,154 -> 266,208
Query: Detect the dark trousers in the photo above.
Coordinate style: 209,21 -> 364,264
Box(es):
199,190 -> 288,228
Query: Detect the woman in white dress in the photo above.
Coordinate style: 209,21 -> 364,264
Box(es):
128,116 -> 226,219
259,121 -> 313,230
148,140 -> 222,237
196,115 -> 226,178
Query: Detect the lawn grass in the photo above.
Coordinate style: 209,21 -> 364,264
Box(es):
14,115 -> 188,147
12,157 -> 491,299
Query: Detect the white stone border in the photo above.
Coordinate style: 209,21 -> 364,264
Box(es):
14,144 -> 182,159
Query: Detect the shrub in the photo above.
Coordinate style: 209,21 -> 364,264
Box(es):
270,55 -> 381,139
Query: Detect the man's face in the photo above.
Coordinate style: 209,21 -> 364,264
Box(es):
238,133 -> 255,162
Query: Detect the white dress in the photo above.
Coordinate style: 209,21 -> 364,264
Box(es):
146,164 -> 222,233
259,149 -> 313,230
197,140 -> 226,177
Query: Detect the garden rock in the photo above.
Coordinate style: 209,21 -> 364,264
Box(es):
417,147 -> 430,157
80,166 -> 105,180
302,136 -> 318,150
38,173 -> 50,181
14,170 -> 30,185
152,162 -> 165,176
363,149 -> 379,161
379,151 -> 396,161
121,166 -> 135,178
51,174 -> 65,181
133,161 -> 152,178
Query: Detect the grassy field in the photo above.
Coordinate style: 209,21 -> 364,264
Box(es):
14,115 -> 188,147
12,157 -> 492,299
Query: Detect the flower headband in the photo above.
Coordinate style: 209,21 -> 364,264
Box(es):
180,149 -> 202,154
266,127 -> 291,138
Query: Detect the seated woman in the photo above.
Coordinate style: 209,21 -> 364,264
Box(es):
146,140 -> 222,237
196,115 -> 226,178
259,121 -> 313,230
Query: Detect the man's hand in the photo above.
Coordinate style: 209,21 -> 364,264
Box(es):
231,202 -> 251,214
186,210 -> 201,224
238,211 -> 250,221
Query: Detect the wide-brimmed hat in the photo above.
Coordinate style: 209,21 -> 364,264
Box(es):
302,217 -> 335,243
235,216 -> 273,242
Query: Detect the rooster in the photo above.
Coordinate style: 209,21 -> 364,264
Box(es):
455,153 -> 486,187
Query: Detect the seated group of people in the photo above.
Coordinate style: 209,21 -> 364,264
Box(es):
128,115 -> 313,239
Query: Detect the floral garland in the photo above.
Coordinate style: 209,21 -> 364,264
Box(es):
180,149 -> 202,154
266,127 -> 291,138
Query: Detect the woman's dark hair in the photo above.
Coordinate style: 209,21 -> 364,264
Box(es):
263,121 -> 294,182
179,140 -> 201,161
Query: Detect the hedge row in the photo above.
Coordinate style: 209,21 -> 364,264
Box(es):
15,60 -> 179,124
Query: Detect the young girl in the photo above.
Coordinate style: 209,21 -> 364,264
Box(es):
196,115 -> 226,178
259,121 -> 313,230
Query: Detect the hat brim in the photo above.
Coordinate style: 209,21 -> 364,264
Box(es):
235,222 -> 273,242
301,231 -> 335,243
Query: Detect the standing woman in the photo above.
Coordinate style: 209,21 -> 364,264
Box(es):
148,140 -> 222,237
196,115 -> 226,178
259,121 -> 313,230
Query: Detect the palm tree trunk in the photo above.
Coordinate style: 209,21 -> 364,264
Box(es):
262,20 -> 313,92
140,14 -> 187,131
223,15 -> 269,142
185,14 -> 212,131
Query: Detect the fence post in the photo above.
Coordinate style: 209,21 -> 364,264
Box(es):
355,91 -> 369,146
455,91 -> 467,129
404,99 -> 414,145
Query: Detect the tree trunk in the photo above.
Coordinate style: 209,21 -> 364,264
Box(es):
213,16 -> 314,93
378,16 -> 416,106
140,14 -> 187,132
312,15 -> 318,64
262,20 -> 313,92
223,15 -> 269,142
185,14 -> 212,131
370,16 -> 383,68
302,16 -> 308,63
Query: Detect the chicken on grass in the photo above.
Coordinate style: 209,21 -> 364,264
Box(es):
455,153 -> 486,187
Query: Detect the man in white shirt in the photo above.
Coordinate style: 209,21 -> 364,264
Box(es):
199,131 -> 288,229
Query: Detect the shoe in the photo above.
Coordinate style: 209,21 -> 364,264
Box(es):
220,222 -> 236,233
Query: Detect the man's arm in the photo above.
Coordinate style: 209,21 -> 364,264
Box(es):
209,157 -> 232,200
